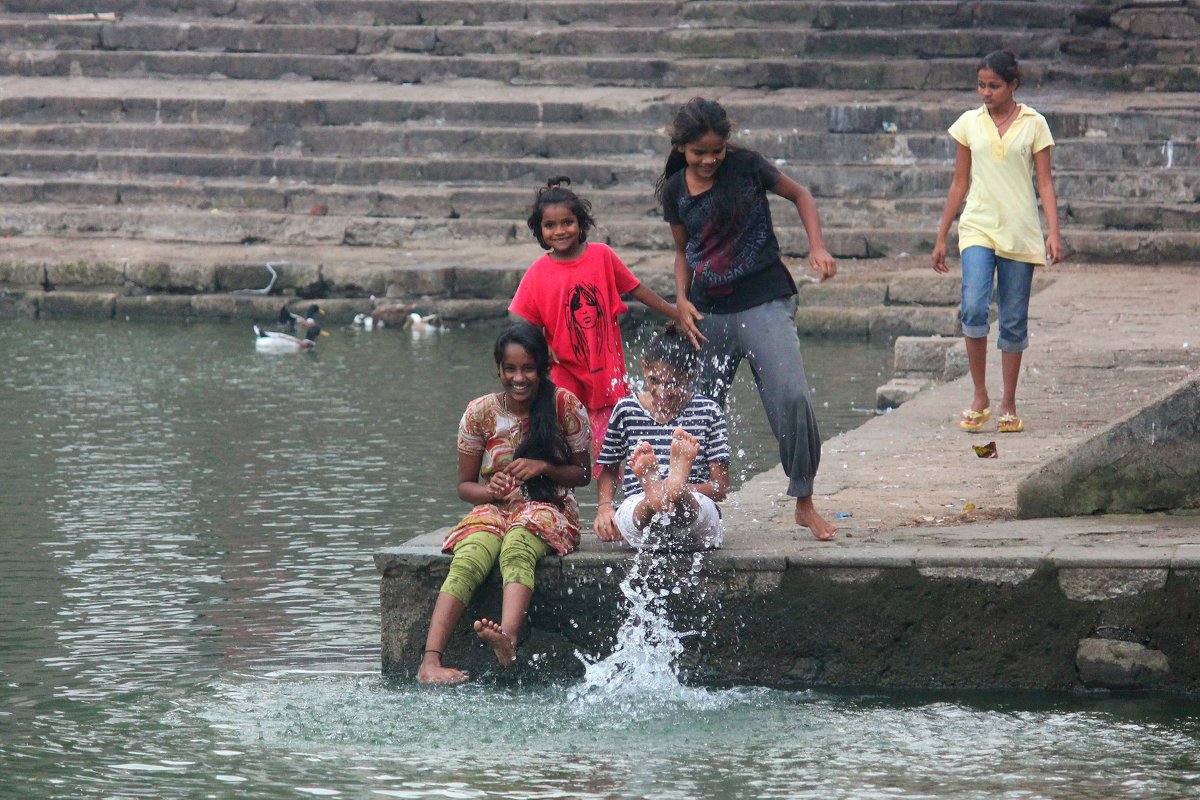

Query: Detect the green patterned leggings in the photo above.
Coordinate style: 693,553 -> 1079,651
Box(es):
439,526 -> 550,605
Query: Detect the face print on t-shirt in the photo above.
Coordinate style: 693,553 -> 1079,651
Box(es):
565,282 -> 610,374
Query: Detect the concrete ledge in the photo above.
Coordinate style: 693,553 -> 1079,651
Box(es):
38,290 -> 116,320
0,290 -> 38,318
376,519 -> 1200,692
1018,375 -> 1200,517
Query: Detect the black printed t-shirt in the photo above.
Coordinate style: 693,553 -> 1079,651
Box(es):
661,148 -> 798,314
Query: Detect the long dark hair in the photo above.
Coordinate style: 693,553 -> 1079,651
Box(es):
978,49 -> 1021,86
525,176 -> 596,250
494,323 -> 571,504
654,97 -> 748,238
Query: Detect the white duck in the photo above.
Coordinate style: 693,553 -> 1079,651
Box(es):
254,323 -> 322,353
404,312 -> 441,334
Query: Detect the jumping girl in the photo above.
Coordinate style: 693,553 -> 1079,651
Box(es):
416,323 -> 592,685
656,97 -> 838,541
510,177 -> 687,460
932,49 -> 1063,434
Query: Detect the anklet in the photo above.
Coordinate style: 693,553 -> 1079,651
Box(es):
423,649 -> 442,656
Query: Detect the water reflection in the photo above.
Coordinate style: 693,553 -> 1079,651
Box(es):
2,318 -> 1197,799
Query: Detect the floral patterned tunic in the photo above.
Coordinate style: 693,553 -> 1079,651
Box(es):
442,387 -> 591,555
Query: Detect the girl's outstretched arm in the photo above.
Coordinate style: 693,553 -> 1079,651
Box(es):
773,174 -> 836,281
1033,147 -> 1064,265
932,142 -> 972,273
669,223 -> 705,342
627,283 -> 705,348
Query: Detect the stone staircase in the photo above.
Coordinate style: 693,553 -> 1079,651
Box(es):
1,0 -> 1197,328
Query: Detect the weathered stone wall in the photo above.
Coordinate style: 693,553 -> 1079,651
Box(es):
377,532 -> 1200,693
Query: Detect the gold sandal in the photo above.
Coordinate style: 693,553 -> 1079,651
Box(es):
998,414 -> 1023,433
960,407 -> 991,432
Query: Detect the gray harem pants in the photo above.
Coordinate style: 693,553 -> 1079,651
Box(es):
694,296 -> 822,498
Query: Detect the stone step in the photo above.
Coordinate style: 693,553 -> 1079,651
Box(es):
0,49 -> 981,88
6,176 -> 1197,233
4,80 -> 1199,141
5,47 -> 1198,90
0,19 -> 1066,60
0,1 -> 1082,29
3,122 -> 1197,170
0,203 -> 889,257
2,203 -> 1194,264
3,147 -> 1197,203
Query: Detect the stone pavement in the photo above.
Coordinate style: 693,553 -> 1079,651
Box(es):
722,263 -> 1200,547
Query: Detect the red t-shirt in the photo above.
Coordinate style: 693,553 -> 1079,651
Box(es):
509,242 -> 640,411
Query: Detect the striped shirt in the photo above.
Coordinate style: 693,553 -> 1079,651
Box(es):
597,393 -> 731,498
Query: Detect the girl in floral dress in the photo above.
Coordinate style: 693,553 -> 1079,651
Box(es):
417,323 -> 592,685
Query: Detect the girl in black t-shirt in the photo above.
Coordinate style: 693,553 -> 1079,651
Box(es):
655,96 -> 839,540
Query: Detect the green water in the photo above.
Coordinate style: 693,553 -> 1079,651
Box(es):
1,318 -> 1198,799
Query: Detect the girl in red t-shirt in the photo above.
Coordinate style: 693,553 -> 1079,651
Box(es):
510,176 -> 688,459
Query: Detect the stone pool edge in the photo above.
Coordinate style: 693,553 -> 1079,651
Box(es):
375,518 -> 1200,695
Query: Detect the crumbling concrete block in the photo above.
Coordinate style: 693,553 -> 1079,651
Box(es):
1076,638 -> 1169,689
876,377 -> 931,410
893,335 -> 956,377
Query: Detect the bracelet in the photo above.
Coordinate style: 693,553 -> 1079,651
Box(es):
598,500 -> 613,507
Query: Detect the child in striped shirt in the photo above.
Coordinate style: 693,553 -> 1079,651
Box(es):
594,326 -> 730,550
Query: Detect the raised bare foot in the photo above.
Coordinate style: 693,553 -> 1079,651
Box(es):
474,618 -> 517,668
630,441 -> 672,513
795,496 -> 837,541
630,441 -> 659,482
416,658 -> 468,685
665,428 -> 699,501
668,428 -> 699,477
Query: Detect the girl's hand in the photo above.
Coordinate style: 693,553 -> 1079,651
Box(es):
486,471 -> 520,500
593,503 -> 622,541
674,298 -> 706,349
1046,232 -> 1064,266
931,239 -> 949,274
809,246 -> 837,282
505,458 -> 546,482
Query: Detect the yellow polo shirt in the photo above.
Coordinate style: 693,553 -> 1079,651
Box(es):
949,104 -> 1055,265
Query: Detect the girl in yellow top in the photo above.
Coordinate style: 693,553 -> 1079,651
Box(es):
932,49 -> 1063,434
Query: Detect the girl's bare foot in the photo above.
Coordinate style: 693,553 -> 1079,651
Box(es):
417,657 -> 469,685
795,496 -> 837,541
474,618 -> 517,668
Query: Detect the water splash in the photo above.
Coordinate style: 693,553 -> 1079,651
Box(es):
568,550 -> 726,715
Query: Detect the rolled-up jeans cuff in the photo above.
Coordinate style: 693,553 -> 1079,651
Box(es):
997,336 -> 1029,353
961,323 -> 989,339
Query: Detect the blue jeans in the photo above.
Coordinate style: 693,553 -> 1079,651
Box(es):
960,246 -> 1035,353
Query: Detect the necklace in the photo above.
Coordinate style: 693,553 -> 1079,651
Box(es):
990,103 -> 1019,132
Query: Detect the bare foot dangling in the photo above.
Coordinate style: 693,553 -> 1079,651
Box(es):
795,495 -> 837,541
416,657 -> 469,686
474,618 -> 517,668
